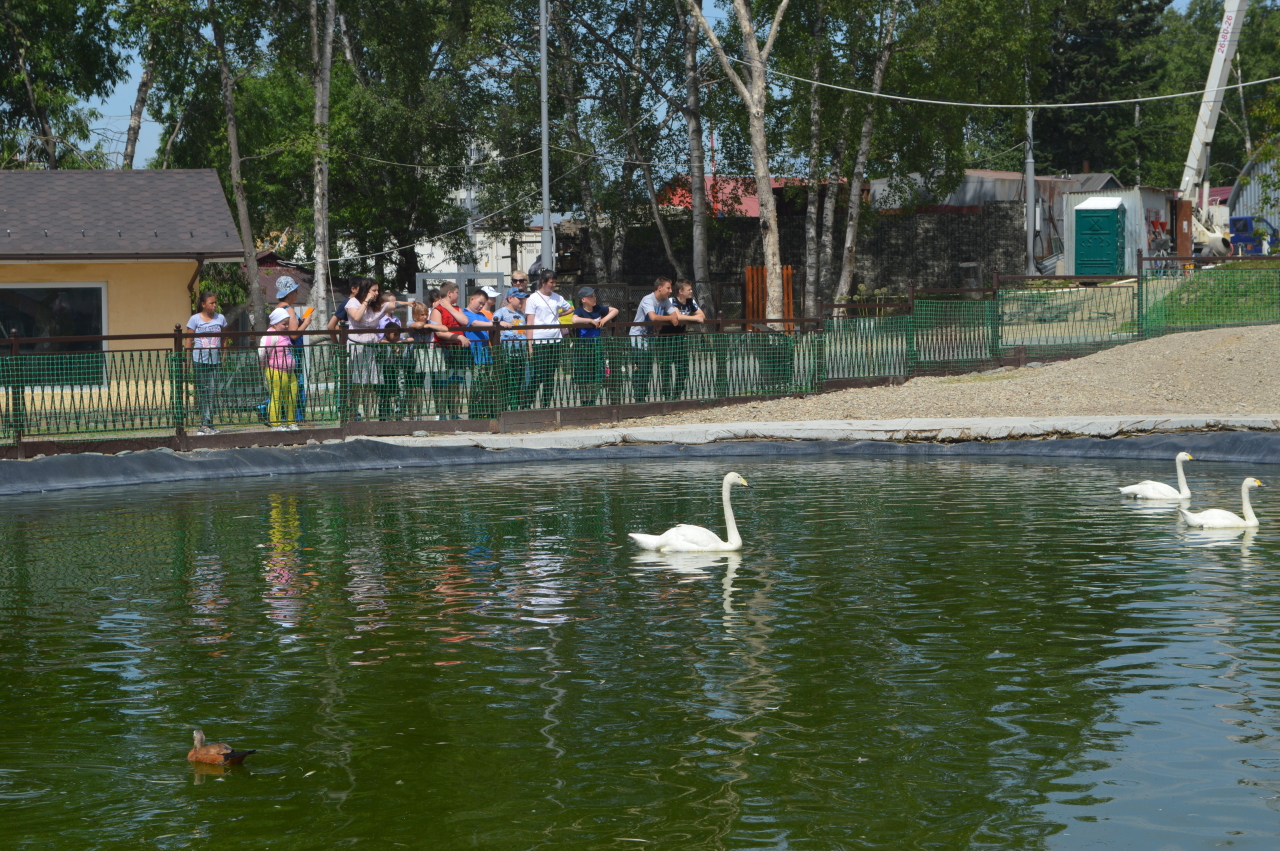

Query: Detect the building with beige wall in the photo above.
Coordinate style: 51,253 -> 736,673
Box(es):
0,170 -> 242,351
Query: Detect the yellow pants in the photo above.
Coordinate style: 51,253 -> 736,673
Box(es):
266,367 -> 297,426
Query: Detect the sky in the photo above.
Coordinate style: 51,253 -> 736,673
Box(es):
92,57 -> 164,168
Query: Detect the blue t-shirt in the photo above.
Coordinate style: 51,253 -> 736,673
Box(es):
462,308 -> 492,364
574,304 -> 609,338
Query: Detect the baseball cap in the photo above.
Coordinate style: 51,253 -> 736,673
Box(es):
577,286 -> 596,299
268,307 -> 291,326
481,285 -> 501,298
504,287 -> 529,300
274,275 -> 298,298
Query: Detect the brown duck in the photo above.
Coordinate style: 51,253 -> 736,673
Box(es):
187,729 -> 257,765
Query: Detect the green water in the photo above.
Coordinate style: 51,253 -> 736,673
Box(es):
2,456 -> 1279,849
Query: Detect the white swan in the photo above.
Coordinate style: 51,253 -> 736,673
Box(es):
1119,452 -> 1193,499
1179,477 -> 1264,528
629,472 -> 750,552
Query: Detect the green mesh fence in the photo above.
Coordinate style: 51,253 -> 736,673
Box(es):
996,285 -> 1139,359
824,315 -> 912,379
7,274 -> 1280,447
1139,267 -> 1280,338
911,299 -> 1000,372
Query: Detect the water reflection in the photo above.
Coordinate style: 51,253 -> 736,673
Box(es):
2,457 -> 1280,848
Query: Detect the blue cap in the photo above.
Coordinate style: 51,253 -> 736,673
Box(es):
275,275 -> 298,298
504,287 -> 529,300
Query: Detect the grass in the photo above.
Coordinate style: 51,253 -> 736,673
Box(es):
1116,268 -> 1280,335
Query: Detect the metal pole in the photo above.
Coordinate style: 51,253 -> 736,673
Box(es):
1025,107 -> 1037,275
539,0 -> 554,274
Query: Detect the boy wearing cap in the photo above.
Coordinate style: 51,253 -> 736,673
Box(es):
571,287 -> 618,406
494,288 -> 530,409
480,286 -> 501,319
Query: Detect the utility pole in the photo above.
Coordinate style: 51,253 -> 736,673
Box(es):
539,0 -> 554,274
1024,110 -> 1036,275
1023,0 -> 1036,275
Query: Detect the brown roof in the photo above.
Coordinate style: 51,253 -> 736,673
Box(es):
0,169 -> 244,261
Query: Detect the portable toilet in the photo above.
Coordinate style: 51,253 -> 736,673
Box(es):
1074,196 -> 1126,275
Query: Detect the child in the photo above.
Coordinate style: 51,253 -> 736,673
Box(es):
185,291 -> 226,435
378,321 -> 408,420
260,308 -> 298,431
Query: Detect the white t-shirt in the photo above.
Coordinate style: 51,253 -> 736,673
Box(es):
631,293 -> 673,337
525,290 -> 570,341
186,312 -> 227,363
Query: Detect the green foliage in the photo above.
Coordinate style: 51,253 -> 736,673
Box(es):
0,0 -> 126,167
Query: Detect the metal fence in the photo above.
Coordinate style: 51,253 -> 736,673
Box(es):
3,263 -> 1279,447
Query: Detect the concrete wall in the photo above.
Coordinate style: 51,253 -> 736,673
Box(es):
0,260 -> 198,349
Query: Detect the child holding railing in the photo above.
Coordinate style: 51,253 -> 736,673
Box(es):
260,308 -> 298,431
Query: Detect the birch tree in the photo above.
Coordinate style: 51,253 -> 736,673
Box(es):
309,0 -> 336,320
687,0 -> 791,321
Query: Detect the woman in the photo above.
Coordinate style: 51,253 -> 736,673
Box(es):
407,291 -> 444,418
429,281 -> 471,419
345,278 -> 392,420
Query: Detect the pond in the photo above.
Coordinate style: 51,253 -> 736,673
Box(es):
1,455 -> 1278,849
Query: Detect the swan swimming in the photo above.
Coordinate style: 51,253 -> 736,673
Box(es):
1179,477 -> 1264,528
1119,452 -> 1193,499
628,472 -> 750,552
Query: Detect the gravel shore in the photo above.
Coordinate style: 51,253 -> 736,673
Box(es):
609,324 -> 1280,428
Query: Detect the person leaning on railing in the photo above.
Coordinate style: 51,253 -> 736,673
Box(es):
656,278 -> 705,401
629,276 -> 678,404
524,270 -> 573,409
462,288 -> 511,419
429,281 -> 471,420
570,286 -> 618,406
406,292 -> 445,419
185,290 -> 227,436
492,287 -> 530,412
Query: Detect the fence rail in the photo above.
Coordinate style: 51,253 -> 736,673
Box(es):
3,265 -> 1279,448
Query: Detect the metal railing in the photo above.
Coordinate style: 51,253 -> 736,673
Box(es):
4,262 -> 1280,448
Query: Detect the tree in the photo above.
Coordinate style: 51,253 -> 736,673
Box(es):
688,0 -> 791,321
0,0 -> 125,168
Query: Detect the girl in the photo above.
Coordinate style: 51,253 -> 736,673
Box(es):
185,291 -> 226,435
260,308 -> 298,431
407,291 -> 445,418
344,278 -> 392,419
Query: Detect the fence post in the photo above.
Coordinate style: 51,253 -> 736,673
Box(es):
988,270 -> 1002,362
8,333 -> 23,453
171,325 -> 186,439
1136,250 -> 1147,340
338,328 -> 353,426
905,280 -> 918,376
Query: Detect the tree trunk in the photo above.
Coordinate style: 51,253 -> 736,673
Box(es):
209,3 -> 264,331
689,0 -> 791,323
122,55 -> 154,169
817,115 -> 848,301
310,0 -> 336,321
679,0 -> 713,314
802,7 -> 825,317
834,1 -> 899,305
643,161 -> 686,280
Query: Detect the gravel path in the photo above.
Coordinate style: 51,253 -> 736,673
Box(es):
608,324 -> 1280,428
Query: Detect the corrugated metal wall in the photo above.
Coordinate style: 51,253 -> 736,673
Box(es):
1230,158 -> 1280,222
1064,187 -> 1175,275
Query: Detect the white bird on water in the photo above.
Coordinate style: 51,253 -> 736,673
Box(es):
1179,477 -> 1264,528
629,472 -> 751,552
1119,452 -> 1194,500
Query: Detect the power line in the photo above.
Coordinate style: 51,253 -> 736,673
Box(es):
737,57 -> 1280,109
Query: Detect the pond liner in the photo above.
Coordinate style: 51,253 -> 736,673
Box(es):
3,430 -> 1280,496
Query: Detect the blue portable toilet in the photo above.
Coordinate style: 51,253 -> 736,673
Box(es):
1074,197 -> 1126,275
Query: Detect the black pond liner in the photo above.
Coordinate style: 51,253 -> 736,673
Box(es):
3,430 -> 1280,496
